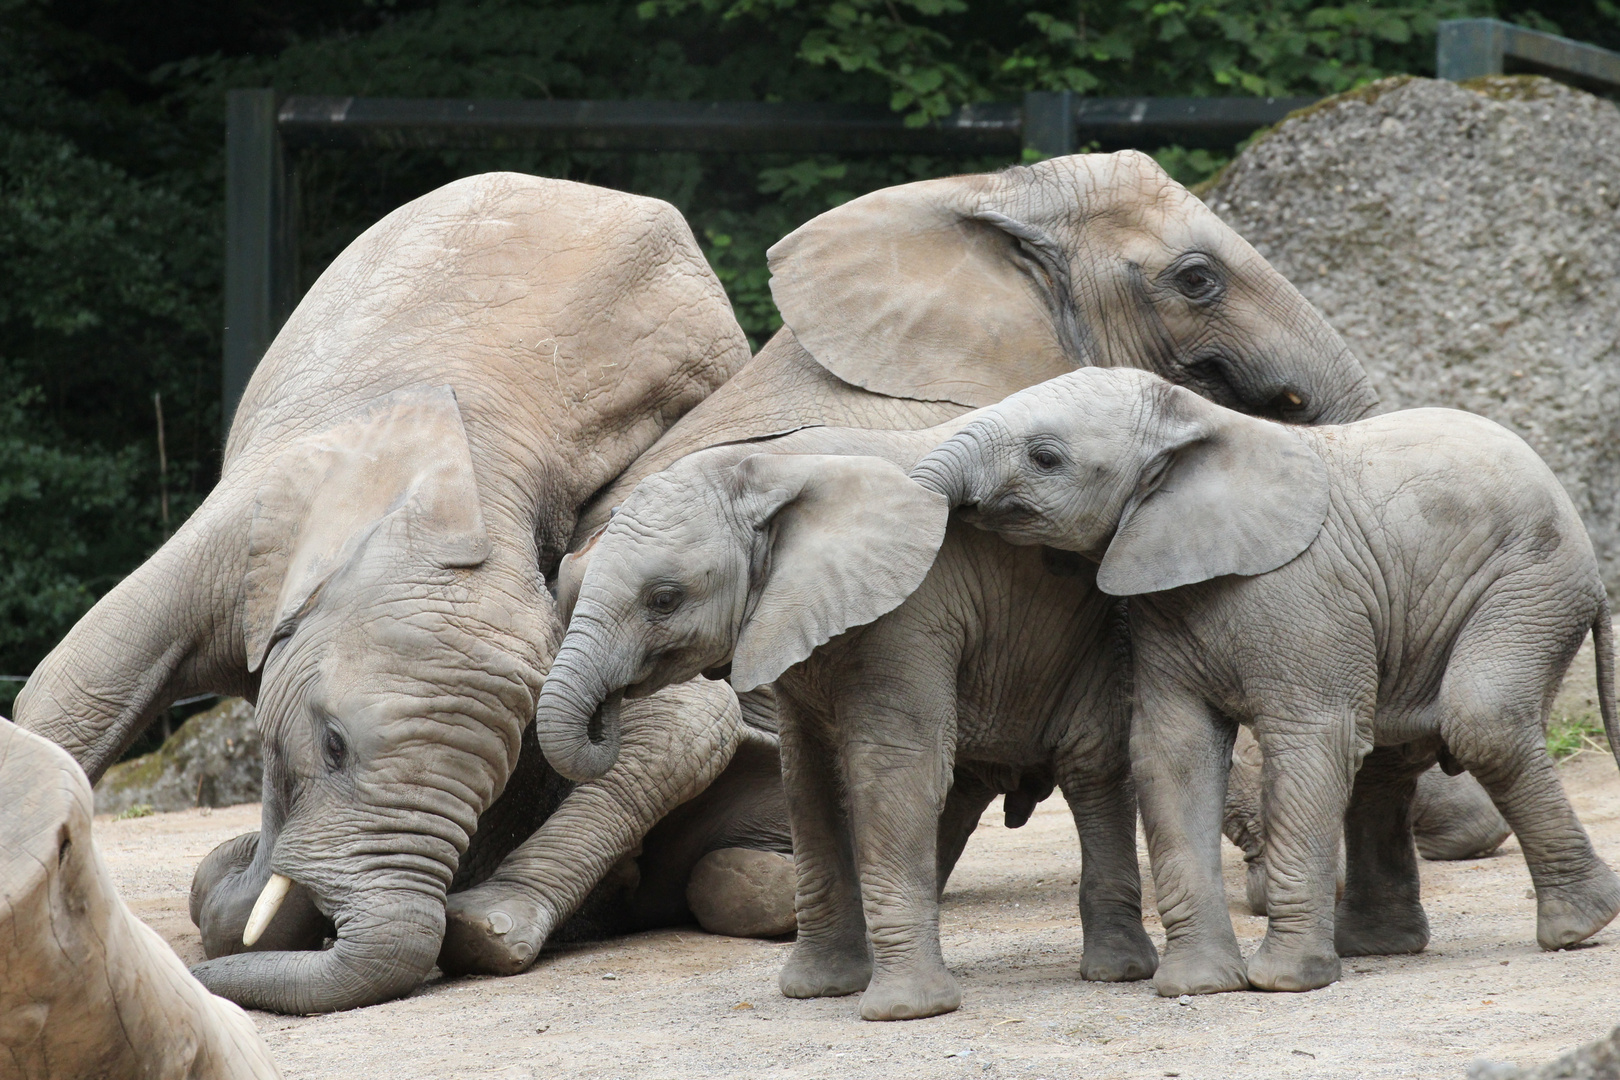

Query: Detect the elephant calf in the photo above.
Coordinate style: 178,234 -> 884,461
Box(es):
916,366 -> 1620,997
535,423 -> 1160,1022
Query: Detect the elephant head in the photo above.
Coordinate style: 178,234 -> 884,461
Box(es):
536,451 -> 948,780
768,150 -> 1375,424
187,386 -> 548,1013
912,367 -> 1330,596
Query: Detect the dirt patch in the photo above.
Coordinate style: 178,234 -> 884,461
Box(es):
101,751 -> 1620,1080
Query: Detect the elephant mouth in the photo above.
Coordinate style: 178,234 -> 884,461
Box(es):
588,690 -> 625,744
959,497 -> 1043,539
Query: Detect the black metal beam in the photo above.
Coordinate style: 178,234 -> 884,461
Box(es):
278,97 -> 1025,154
275,94 -> 1309,155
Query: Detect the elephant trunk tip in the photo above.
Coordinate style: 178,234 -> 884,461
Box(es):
911,443 -> 973,508
534,684 -> 624,782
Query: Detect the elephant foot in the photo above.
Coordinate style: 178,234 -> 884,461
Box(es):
779,938 -> 872,998
1152,946 -> 1248,997
1535,868 -> 1620,950
1245,935 -> 1340,992
1412,770 -> 1512,861
687,848 -> 797,938
439,883 -> 554,977
1335,897 -> 1428,956
1079,924 -> 1159,982
859,965 -> 961,1021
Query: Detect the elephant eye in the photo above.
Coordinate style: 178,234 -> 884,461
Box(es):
1171,258 -> 1223,302
646,585 -> 684,616
1028,444 -> 1063,471
322,726 -> 347,770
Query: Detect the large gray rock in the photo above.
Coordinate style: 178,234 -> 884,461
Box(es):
1204,76 -> 1620,590
1470,1023 -> 1620,1079
94,698 -> 262,815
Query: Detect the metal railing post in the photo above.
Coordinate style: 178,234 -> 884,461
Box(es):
1437,19 -> 1507,80
223,89 -> 296,437
1022,91 -> 1077,158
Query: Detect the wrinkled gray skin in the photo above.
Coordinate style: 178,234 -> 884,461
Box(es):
537,424 -> 1157,1022
916,367 -> 1620,996
445,149 -> 1388,981
569,149 -> 1379,550
1,719 -> 281,1079
1225,727 -> 1511,916
14,173 -> 791,1013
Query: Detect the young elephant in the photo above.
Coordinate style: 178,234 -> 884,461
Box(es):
914,367 -> 1620,996
537,423 -> 1158,1021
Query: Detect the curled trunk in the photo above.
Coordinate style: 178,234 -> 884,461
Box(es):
534,636 -> 625,782
190,886 -> 445,1014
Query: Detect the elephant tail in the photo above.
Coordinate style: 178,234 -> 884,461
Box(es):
1595,598 -> 1618,774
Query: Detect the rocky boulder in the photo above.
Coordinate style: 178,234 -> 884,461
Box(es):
1204,75 -> 1620,590
94,698 -> 262,815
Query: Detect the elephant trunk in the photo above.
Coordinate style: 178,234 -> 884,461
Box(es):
911,429 -> 984,509
191,884 -> 445,1014
191,831 -> 331,957
534,631 -> 627,782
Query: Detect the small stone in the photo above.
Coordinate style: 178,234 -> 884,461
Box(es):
600,973 -> 619,981
1176,995 -> 1193,1006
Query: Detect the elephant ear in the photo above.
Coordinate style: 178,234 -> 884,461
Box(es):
243,385 -> 490,671
555,515 -> 612,629
1096,387 -> 1330,597
766,163 -> 1089,408
727,454 -> 949,693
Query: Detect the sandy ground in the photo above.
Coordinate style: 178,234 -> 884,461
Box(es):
97,751 -> 1620,1080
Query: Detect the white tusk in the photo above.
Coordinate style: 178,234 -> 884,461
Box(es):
242,873 -> 294,947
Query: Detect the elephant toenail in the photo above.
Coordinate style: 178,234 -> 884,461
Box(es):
488,911 -> 513,935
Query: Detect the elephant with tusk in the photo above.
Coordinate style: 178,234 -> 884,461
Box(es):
15,172 -> 795,1013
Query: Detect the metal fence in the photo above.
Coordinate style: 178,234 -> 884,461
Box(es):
221,18 -> 1620,431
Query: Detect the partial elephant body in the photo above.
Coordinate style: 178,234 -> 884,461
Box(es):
0,719 -> 281,1080
576,149 -> 1378,545
920,368 -> 1620,997
536,424 -> 1159,1022
16,173 -> 766,1014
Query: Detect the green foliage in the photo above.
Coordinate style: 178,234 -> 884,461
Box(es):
1,0 -> 1616,722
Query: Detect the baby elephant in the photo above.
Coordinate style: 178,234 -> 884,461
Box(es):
914,367 -> 1620,996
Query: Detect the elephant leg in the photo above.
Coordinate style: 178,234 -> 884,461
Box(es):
844,726 -> 960,1020
1224,726 -> 1270,916
1334,747 -> 1429,957
1132,680 -> 1246,997
1058,708 -> 1158,982
777,696 -> 872,1000
1245,714 -> 1359,992
439,677 -> 742,976
1440,608 -> 1620,950
1411,766 -> 1512,861
630,725 -> 794,937
15,499 -> 251,781
935,768 -> 998,897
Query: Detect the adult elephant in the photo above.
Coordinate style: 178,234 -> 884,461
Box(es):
14,173 -> 785,1014
441,150 -> 1382,975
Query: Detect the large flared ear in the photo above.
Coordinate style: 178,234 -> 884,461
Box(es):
767,162 -> 1093,407
1096,387 -> 1330,596
726,455 -> 949,692
243,385 -> 490,671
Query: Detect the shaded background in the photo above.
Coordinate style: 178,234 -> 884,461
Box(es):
1,0 -> 1610,719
